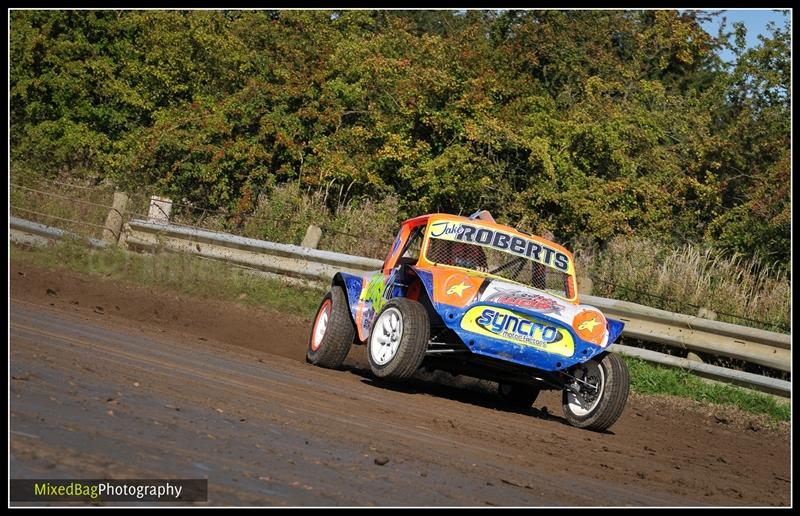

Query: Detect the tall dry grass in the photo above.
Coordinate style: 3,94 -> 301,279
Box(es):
10,177 -> 123,240
574,236 -> 790,333
239,183 -> 400,259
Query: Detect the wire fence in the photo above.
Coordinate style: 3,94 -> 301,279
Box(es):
614,334 -> 790,382
588,277 -> 790,333
10,178 -> 395,260
10,206 -> 116,238
12,183 -> 115,241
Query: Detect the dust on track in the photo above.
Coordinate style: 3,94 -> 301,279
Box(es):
10,262 -> 791,506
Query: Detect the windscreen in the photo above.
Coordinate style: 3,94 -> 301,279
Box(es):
425,220 -> 575,300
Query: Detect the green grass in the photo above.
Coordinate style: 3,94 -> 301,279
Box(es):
11,240 -> 790,422
624,355 -> 790,422
11,239 -> 324,318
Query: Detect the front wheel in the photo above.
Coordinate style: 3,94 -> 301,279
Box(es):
561,352 -> 629,432
367,298 -> 429,381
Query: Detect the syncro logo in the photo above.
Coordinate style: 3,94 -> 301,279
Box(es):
461,306 -> 574,357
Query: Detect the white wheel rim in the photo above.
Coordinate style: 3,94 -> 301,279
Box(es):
369,307 -> 403,366
566,360 -> 605,417
311,301 -> 331,351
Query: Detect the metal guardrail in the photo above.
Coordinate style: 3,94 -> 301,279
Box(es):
613,344 -> 789,397
123,219 -> 382,280
11,216 -> 791,398
10,216 -> 108,249
583,295 -> 790,372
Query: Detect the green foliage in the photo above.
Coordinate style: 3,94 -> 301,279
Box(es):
701,17 -> 791,264
10,9 -> 790,271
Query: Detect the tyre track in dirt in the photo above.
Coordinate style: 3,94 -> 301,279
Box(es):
10,263 -> 791,506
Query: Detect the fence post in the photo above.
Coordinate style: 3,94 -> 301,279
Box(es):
690,309 -> 715,365
103,191 -> 129,244
697,307 -> 718,321
149,196 -> 173,224
301,225 -> 323,249
686,351 -> 704,363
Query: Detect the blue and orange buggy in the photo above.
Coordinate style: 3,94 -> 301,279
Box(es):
307,211 -> 629,431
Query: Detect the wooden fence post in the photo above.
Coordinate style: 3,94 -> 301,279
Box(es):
148,196 -> 173,224
103,191 -> 129,244
301,225 -> 323,249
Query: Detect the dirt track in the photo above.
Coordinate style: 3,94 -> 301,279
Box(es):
9,262 -> 791,506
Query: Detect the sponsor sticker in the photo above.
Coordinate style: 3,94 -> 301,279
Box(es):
361,273 -> 387,313
446,281 -> 472,297
359,272 -> 391,337
427,220 -> 572,274
572,309 -> 607,344
460,305 -> 574,357
483,289 -> 564,315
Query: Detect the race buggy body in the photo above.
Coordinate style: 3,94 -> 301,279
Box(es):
307,211 -> 629,431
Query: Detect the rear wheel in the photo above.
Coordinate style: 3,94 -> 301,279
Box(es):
368,298 -> 429,381
498,382 -> 540,410
561,352 -> 629,431
306,286 -> 354,369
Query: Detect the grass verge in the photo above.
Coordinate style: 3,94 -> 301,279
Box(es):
11,240 -> 790,422
10,239 -> 324,317
624,356 -> 790,422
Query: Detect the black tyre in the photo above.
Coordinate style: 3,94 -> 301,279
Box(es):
306,286 -> 355,369
367,298 -> 429,381
498,382 -> 540,410
561,352 -> 629,431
